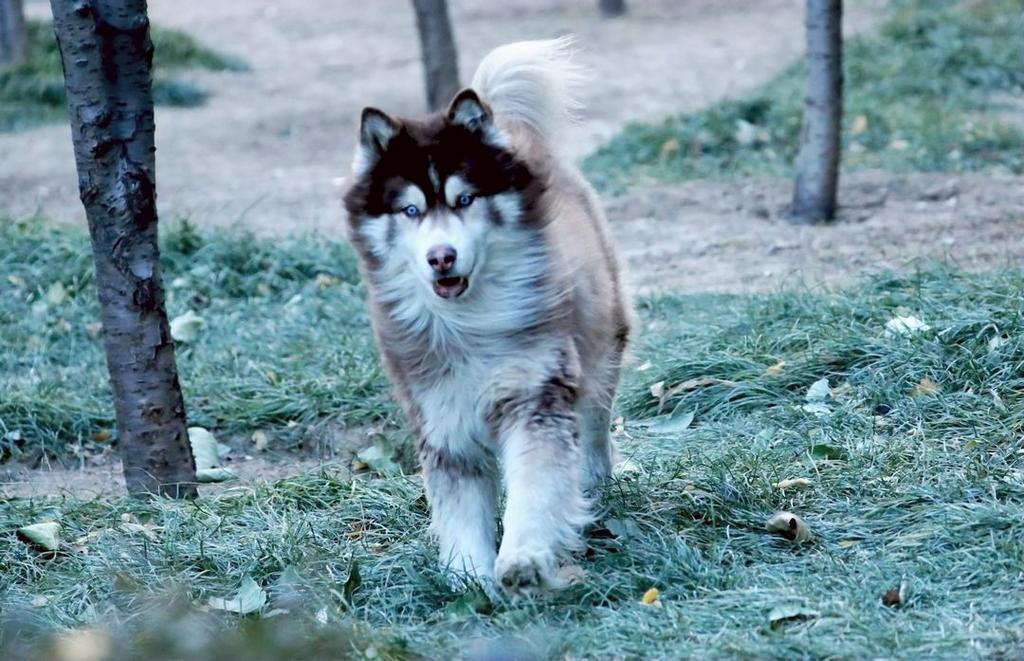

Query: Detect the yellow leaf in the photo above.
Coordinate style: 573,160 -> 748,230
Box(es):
660,138 -> 680,158
912,377 -> 942,397
851,114 -> 868,135
765,360 -> 787,375
315,273 -> 340,288
641,587 -> 660,605
765,511 -> 812,543
773,477 -> 813,491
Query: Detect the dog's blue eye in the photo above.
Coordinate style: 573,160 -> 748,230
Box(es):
402,205 -> 420,218
456,193 -> 475,209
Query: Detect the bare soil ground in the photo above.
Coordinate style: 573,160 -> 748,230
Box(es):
614,171 -> 1024,294
6,0 -> 1024,499
9,0 -> 881,237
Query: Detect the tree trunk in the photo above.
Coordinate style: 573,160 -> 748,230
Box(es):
411,0 -> 460,111
0,0 -> 28,68
598,0 -> 627,18
50,0 -> 197,498
790,0 -> 843,224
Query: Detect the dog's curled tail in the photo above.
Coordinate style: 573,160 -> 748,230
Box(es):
471,37 -> 587,153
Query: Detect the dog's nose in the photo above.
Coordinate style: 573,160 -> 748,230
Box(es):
426,244 -> 457,273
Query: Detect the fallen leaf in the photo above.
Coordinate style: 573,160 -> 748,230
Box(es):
912,377 -> 942,397
169,310 -> 205,343
649,381 -> 665,398
882,580 -> 908,608
988,334 -> 1008,352
613,458 -> 644,477
851,114 -> 869,135
659,138 -> 680,158
637,361 -> 653,372
443,590 -> 493,620
208,577 -> 267,615
884,315 -> 930,337
7,274 -> 25,288
315,273 -> 340,288
641,587 -> 661,606
252,430 -> 270,451
188,427 -> 237,483
46,281 -> 68,306
765,511 -> 812,543
85,322 -> 103,339
801,402 -> 832,417
18,521 -> 61,551
768,604 -> 819,628
765,360 -> 787,375
665,377 -> 736,398
837,539 -> 863,548
650,407 -> 695,434
355,442 -> 400,476
805,378 -> 831,402
120,522 -> 159,542
773,477 -> 813,491
734,119 -> 759,146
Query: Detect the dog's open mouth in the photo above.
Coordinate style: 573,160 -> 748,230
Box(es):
432,276 -> 469,299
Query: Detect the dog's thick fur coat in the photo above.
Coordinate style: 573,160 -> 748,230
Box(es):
343,38 -> 629,593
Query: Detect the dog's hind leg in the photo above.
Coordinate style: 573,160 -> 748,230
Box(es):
578,345 -> 626,491
579,399 -> 615,492
421,444 -> 499,589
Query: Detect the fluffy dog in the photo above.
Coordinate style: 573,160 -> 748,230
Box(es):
343,38 -> 630,594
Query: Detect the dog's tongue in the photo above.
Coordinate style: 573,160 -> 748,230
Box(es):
433,276 -> 468,299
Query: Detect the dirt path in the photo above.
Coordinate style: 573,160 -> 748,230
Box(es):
613,171 -> 1024,294
6,0 -> 883,236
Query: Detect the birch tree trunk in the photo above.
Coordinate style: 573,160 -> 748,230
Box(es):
790,0 -> 843,224
598,0 -> 627,18
50,0 -> 197,498
411,0 -> 460,111
0,0 -> 28,67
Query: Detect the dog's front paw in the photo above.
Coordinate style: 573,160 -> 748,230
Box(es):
494,550 -> 556,597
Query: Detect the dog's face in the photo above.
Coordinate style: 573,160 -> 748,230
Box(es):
344,90 -> 539,302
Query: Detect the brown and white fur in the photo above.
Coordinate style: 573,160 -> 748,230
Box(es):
343,38 -> 630,595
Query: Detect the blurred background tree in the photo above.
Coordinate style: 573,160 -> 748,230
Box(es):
0,0 -> 28,67
598,0 -> 627,18
411,0 -> 460,111
790,0 -> 843,223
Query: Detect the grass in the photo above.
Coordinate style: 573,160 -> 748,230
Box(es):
0,219 -> 390,463
2,221 -> 1023,658
0,20 -> 246,132
583,0 -> 1024,192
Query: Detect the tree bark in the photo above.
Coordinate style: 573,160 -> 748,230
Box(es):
50,0 -> 196,498
411,0 -> 460,112
0,0 -> 28,67
598,0 -> 627,18
790,0 -> 843,224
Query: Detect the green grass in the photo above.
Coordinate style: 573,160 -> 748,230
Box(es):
0,219 -> 390,462
583,0 -> 1024,192
0,20 -> 246,132
2,222 -> 1023,658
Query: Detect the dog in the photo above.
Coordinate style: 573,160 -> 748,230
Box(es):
343,38 -> 630,594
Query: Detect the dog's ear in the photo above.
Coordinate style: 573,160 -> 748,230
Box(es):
446,89 -> 493,134
353,107 -> 398,174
